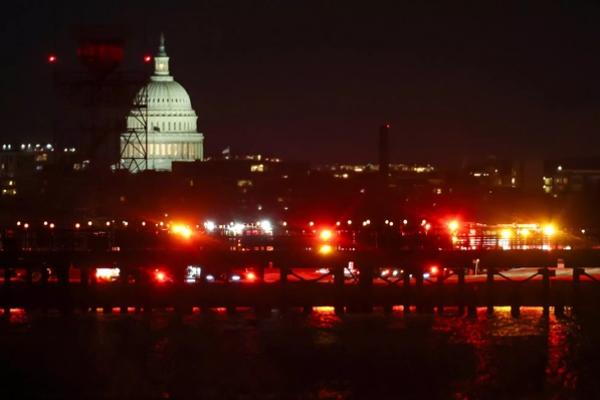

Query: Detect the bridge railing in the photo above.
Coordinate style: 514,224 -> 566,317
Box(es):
0,249 -> 600,316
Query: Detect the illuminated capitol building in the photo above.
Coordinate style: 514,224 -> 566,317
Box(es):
120,34 -> 204,172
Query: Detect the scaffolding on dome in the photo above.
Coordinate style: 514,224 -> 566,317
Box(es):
119,85 -> 148,172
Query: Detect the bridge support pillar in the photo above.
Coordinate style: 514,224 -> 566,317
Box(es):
254,263 -> 270,318
572,267 -> 583,315
279,265 -> 288,314
510,305 -> 520,318
467,304 -> 477,318
358,263 -> 373,314
403,272 -> 411,314
510,283 -> 520,318
3,267 -> 11,318
119,265 -> 128,315
40,264 -> 49,314
416,266 -> 433,314
100,264 -> 111,314
80,265 -> 90,313
334,265 -> 345,316
24,266 -> 34,314
436,273 -> 444,316
173,264 -> 190,317
486,267 -> 494,316
225,267 -> 236,315
554,305 -> 565,318
540,267 -> 551,318
415,267 -> 424,313
57,263 -> 71,316
457,268 -> 465,316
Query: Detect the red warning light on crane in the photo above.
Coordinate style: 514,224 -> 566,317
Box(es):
47,54 -> 57,64
143,54 -> 152,63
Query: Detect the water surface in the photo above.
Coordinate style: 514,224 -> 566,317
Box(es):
0,307 -> 597,399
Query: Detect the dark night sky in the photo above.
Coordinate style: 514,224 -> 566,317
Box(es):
3,0 -> 600,165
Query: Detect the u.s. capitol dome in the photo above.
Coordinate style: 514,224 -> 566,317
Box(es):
120,34 -> 204,172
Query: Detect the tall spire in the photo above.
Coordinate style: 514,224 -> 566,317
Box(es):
153,32 -> 171,79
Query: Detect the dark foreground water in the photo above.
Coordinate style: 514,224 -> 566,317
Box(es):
0,307 -> 599,399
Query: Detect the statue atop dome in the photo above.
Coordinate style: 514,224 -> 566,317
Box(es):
153,33 -> 170,78
157,32 -> 167,57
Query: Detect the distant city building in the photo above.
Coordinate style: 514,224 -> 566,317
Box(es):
120,34 -> 204,172
543,158 -> 600,196
314,163 -> 435,179
466,157 -> 518,189
0,143 -> 79,197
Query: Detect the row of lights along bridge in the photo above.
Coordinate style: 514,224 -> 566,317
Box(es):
7,217 -> 566,252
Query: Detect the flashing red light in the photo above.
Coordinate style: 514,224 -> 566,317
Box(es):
430,265 -> 439,275
319,229 -> 334,241
448,220 -> 460,233
154,269 -> 167,283
246,271 -> 257,282
319,244 -> 334,255
48,54 -> 57,64
143,54 -> 152,63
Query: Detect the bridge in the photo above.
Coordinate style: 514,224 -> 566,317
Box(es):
0,249 -> 600,318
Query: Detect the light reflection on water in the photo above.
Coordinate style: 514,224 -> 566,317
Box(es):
0,307 -> 596,399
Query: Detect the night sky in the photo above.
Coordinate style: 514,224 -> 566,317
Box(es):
3,1 -> 600,165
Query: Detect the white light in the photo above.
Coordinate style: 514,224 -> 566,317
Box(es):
231,274 -> 241,282
204,220 -> 216,232
96,267 -> 120,281
228,222 -> 244,235
205,274 -> 215,282
185,266 -> 202,283
259,219 -> 273,233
